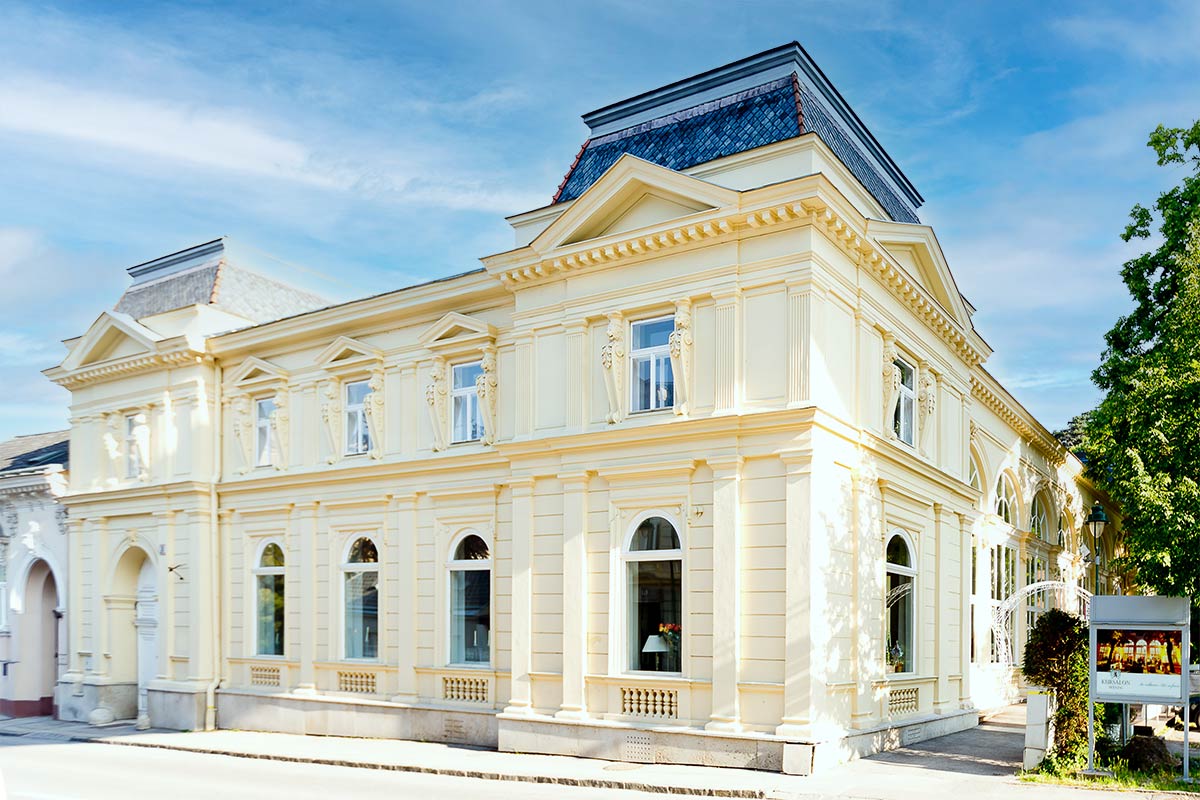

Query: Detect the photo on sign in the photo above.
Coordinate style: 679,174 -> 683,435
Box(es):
1096,629 -> 1183,675
1094,628 -> 1185,702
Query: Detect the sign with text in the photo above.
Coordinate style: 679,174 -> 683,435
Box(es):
1089,596 -> 1190,705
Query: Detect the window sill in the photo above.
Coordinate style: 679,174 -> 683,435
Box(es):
627,407 -> 673,417
445,662 -> 492,670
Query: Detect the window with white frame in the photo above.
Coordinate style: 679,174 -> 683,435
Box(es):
344,381 -> 370,456
124,414 -> 141,478
1030,495 -> 1048,541
254,397 -> 275,468
451,361 -> 484,443
995,475 -> 1018,525
629,316 -> 675,413
989,543 -> 1017,662
448,533 -> 490,665
1024,553 -> 1049,659
254,542 -> 285,656
342,537 -> 379,659
885,533 -> 916,673
968,453 -> 982,492
624,516 -> 682,673
892,358 -> 915,445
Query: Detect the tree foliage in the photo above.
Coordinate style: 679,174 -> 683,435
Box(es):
1084,121 -> 1200,599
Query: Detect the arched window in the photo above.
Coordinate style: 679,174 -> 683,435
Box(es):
1030,495 -> 1048,541
995,475 -> 1018,525
624,515 -> 682,673
254,542 -> 285,656
968,455 -> 982,493
1057,511 -> 1068,548
886,533 -> 916,674
343,537 -> 379,659
448,533 -> 491,665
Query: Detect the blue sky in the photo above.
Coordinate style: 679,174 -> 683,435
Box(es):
1,0 -> 1197,441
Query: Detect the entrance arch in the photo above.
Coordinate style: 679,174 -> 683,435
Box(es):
99,546 -> 157,725
991,580 -> 1092,665
11,559 -> 62,717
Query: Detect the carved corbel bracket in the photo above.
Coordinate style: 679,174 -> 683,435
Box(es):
230,394 -> 255,474
425,357 -> 449,452
668,299 -> 693,417
475,345 -> 498,446
102,412 -> 122,486
131,406 -> 151,482
319,380 -> 342,464
270,389 -> 290,470
601,312 -> 625,424
364,368 -> 385,460
882,332 -> 900,438
918,362 -> 936,452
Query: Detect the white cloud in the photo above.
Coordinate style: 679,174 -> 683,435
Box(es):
1055,2 -> 1200,65
0,227 -> 40,273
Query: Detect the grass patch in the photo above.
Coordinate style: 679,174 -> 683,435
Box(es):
1021,757 -> 1200,793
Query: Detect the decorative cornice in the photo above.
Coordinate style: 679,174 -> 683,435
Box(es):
970,375 -> 1066,467
50,350 -> 211,390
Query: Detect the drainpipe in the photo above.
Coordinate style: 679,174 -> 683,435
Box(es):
205,359 -> 223,730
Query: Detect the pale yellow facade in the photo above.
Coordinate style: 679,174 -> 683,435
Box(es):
46,46 -> 1120,772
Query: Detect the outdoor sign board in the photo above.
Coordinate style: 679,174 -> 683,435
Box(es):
1087,595 -> 1191,778
1089,595 -> 1190,705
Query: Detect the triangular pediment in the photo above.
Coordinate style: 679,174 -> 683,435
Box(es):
61,312 -> 162,371
227,356 -> 289,389
418,312 -> 497,350
532,155 -> 737,254
867,221 -> 973,330
316,336 -> 382,372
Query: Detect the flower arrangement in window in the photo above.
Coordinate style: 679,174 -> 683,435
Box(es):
658,622 -> 681,648
887,641 -> 906,673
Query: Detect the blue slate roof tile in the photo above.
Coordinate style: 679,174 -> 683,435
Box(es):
553,72 -> 919,224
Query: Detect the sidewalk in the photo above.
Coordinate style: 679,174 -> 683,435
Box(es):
0,710 -> 1143,798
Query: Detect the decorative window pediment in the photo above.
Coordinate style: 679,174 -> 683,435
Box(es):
227,357 -> 291,474
316,335 -> 384,376
227,356 -> 290,390
421,314 -> 498,451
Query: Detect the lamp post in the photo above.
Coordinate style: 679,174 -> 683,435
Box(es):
1086,501 -> 1108,597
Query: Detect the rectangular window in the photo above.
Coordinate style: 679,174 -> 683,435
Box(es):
256,573 -> 284,656
893,358 -> 915,445
451,361 -> 484,443
450,569 -> 490,663
124,414 -> 141,478
344,569 -> 378,659
630,316 -> 674,413
344,381 -> 370,456
627,560 -> 682,672
255,397 -> 275,467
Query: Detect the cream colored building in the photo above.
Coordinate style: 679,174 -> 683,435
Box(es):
46,43 -> 1119,772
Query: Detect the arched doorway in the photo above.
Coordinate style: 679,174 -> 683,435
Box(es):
12,559 -> 61,717
96,547 -> 156,725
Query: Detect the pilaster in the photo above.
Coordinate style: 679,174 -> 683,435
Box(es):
776,452 -> 813,738
958,512 -> 973,706
786,287 -> 811,407
392,494 -> 419,702
706,456 -> 743,732
556,472 -> 589,719
504,478 -> 535,715
933,503 -> 953,712
293,501 -> 319,694
514,334 -> 534,439
713,290 -> 741,414
564,321 -> 588,432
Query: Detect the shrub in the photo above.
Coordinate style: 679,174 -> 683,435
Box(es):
1023,608 -> 1101,764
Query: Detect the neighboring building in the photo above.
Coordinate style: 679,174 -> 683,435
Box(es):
45,43 -> 1120,771
0,430 -> 69,717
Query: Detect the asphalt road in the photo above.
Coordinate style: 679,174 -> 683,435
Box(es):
0,735 -> 700,800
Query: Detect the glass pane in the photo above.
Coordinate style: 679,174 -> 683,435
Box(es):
886,535 -> 910,567
451,569 -> 490,664
256,421 -> 272,466
628,559 -> 682,672
260,543 -> 284,568
256,574 -> 285,656
629,517 -> 680,551
344,569 -> 379,659
345,381 -> 369,406
631,317 -> 673,351
453,361 -> 483,390
452,392 -> 480,442
633,356 -> 651,412
895,396 -> 914,444
654,354 -> 674,409
895,359 -> 914,389
454,534 -> 489,561
347,537 -> 378,563
256,398 -> 275,422
345,408 -> 362,453
886,572 -> 913,672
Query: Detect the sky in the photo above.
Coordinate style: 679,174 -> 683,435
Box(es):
1,0 -> 1197,442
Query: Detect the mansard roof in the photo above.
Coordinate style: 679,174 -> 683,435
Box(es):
553,42 -> 922,225
0,430 -> 69,474
114,238 -> 330,324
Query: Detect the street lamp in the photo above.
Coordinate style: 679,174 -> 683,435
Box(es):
1086,501 -> 1108,596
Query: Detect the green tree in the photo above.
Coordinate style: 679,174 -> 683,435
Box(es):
1023,609 -> 1095,763
1084,121 -> 1200,600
